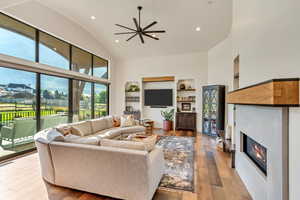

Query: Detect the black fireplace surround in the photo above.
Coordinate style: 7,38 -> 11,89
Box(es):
242,132 -> 267,176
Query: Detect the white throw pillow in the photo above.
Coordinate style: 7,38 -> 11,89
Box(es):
38,128 -> 65,143
120,115 -> 135,127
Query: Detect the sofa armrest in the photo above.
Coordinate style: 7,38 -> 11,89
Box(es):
146,147 -> 165,199
48,142 -> 151,200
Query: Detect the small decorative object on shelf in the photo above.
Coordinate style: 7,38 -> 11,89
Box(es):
126,84 -> 140,92
125,96 -> 140,102
181,103 -> 191,111
179,83 -> 186,90
125,106 -> 133,112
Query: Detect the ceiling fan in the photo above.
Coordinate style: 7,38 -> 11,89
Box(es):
114,6 -> 166,44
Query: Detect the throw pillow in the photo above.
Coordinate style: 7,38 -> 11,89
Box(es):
43,128 -> 65,142
70,121 -> 93,136
120,115 -> 135,127
70,126 -> 83,136
56,124 -> 72,136
113,116 -> 121,127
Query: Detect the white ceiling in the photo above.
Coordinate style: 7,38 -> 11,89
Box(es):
3,0 -> 233,60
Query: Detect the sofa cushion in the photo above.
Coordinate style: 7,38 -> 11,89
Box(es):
101,139 -> 147,151
96,129 -> 122,139
90,118 -> 108,133
120,126 -> 146,134
70,121 -> 93,136
64,134 -> 99,145
101,135 -> 157,152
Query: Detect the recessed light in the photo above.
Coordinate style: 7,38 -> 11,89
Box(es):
152,34 -> 156,37
196,27 -> 201,32
90,16 -> 96,20
115,39 -> 119,43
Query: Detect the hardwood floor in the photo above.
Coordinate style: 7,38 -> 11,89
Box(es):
0,130 -> 252,200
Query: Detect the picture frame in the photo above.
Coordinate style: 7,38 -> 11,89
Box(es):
181,103 -> 191,111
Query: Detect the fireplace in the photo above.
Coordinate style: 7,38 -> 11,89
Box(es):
242,132 -> 267,176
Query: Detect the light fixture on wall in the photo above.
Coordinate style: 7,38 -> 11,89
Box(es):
114,6 -> 166,44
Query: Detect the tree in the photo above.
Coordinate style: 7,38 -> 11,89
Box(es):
43,90 -> 53,99
98,91 -> 107,104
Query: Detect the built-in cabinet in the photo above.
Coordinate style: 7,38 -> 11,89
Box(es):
202,85 -> 225,136
176,112 -> 197,131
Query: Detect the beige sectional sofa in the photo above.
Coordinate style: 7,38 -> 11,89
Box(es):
34,116 -> 165,200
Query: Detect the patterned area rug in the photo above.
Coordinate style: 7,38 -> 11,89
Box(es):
156,136 -> 195,192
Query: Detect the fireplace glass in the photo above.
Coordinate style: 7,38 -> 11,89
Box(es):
242,132 -> 267,176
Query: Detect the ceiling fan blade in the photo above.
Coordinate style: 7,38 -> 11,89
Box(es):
133,18 -> 140,30
144,30 -> 166,33
133,18 -> 144,43
126,33 -> 138,41
142,33 -> 159,40
114,32 -> 137,35
115,24 -> 136,32
142,21 -> 157,31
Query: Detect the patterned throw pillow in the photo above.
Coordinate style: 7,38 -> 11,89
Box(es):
120,115 -> 135,127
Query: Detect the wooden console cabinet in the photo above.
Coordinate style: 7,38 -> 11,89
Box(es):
175,112 -> 197,132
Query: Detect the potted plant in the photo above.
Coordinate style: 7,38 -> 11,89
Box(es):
161,108 -> 175,131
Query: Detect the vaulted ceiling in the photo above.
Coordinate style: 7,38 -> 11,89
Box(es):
1,0 -> 232,60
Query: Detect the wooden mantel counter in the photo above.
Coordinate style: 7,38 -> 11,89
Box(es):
227,78 -> 300,106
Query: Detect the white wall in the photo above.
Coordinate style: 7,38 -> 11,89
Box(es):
207,0 -> 300,199
1,1 -> 115,113
113,52 -> 208,131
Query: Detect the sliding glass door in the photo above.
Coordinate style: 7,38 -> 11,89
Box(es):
73,80 -> 92,121
0,67 -> 36,158
40,75 -> 69,130
94,83 -> 108,118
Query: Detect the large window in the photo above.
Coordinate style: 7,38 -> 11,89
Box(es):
0,67 -> 36,157
0,13 -> 110,161
0,13 -> 35,61
39,32 -> 70,70
40,75 -> 69,130
93,55 -> 108,79
73,80 -> 92,121
72,46 -> 92,75
94,84 -> 108,118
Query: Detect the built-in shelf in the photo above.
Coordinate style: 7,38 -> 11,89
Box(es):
227,78 -> 300,106
125,91 -> 140,93
177,100 -> 195,103
177,89 -> 196,92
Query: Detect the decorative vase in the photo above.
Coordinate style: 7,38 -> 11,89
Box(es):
163,120 -> 173,131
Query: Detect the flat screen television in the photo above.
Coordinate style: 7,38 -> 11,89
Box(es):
144,89 -> 173,107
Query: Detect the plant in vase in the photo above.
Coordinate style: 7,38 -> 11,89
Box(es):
161,108 -> 175,131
